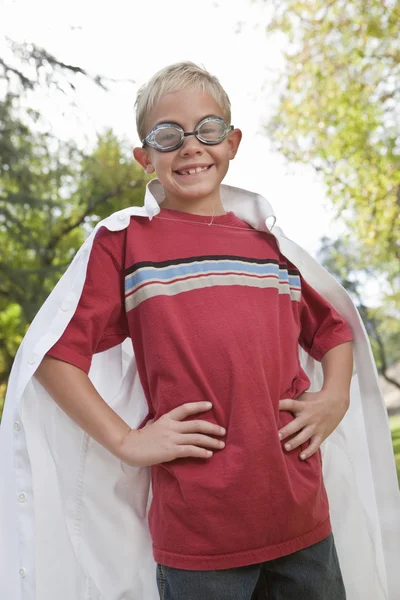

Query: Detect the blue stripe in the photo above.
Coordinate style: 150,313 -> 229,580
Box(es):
288,275 -> 301,287
125,260 -> 282,293
279,271 -> 300,286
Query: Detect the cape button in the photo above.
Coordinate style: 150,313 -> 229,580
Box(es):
28,354 -> 36,365
19,568 -> 26,578
18,492 -> 26,502
118,214 -> 127,222
14,421 -> 21,432
61,301 -> 70,311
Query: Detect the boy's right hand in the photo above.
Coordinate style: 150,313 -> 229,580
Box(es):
117,402 -> 226,467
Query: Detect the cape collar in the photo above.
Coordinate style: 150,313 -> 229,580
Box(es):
143,179 -> 277,232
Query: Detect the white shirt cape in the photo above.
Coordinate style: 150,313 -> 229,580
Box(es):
1,180 -> 399,600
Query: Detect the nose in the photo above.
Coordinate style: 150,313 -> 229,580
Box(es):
179,133 -> 204,156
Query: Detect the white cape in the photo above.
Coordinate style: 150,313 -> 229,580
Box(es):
1,180 -> 399,600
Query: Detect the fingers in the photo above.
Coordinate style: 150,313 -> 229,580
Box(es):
153,402 -> 226,464
167,402 -> 213,421
177,419 -> 225,437
179,433 -> 225,451
279,399 -> 304,412
165,402 -> 226,440
281,425 -> 314,452
175,445 -> 215,459
298,436 -> 323,460
278,416 -> 305,442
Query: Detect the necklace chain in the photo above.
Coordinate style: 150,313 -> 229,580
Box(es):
206,204 -> 216,226
154,214 -> 257,232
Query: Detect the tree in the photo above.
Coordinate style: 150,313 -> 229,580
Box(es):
0,41 -> 147,415
1,38 -> 115,93
318,235 -> 400,389
0,97 -> 148,392
264,0 -> 400,302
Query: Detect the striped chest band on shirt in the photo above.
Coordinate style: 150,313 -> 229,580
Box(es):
124,255 -> 301,312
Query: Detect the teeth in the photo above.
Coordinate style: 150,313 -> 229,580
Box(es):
177,166 -> 209,175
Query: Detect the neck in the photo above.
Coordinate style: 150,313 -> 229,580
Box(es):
161,190 -> 226,216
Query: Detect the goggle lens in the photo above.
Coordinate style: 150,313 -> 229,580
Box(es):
144,117 -> 232,151
197,120 -> 226,142
154,127 -> 182,149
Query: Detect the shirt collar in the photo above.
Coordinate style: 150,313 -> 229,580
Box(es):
144,179 -> 276,232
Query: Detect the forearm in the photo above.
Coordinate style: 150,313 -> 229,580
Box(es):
321,341 -> 353,401
35,355 -> 131,458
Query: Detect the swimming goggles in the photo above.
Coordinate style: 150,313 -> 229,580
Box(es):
141,116 -> 234,152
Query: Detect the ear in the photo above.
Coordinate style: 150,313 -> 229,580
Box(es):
133,147 -> 155,173
227,128 -> 242,160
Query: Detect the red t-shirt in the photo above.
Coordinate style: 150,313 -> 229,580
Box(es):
47,207 -> 353,570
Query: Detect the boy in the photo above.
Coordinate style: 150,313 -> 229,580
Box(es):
1,62 -> 399,600
35,61 -> 353,598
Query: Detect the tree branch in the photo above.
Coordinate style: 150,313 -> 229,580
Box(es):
0,58 -> 34,89
44,187 -> 124,256
382,374 -> 400,391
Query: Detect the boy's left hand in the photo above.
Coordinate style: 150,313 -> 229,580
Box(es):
278,390 -> 350,460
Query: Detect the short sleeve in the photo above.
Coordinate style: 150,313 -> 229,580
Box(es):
46,229 -> 129,373
299,276 -> 353,362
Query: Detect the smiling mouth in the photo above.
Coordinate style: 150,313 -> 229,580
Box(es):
174,165 -> 214,176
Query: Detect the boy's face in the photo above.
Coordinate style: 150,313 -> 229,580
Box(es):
134,87 -> 242,207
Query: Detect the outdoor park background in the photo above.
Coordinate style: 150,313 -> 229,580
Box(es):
0,0 -> 399,482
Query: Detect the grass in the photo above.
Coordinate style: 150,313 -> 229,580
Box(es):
390,415 -> 400,487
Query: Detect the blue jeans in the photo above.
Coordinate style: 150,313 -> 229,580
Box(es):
156,534 -> 346,600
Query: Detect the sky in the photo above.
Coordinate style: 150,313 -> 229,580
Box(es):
1,0 -> 345,258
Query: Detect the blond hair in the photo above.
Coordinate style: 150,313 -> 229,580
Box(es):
135,61 -> 231,141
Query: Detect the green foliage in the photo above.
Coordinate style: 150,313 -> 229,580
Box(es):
0,304 -> 27,392
0,50 -> 148,408
318,235 -> 400,384
390,416 -> 400,486
265,0 -> 400,290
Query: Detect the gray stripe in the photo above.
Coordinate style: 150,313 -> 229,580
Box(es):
125,273 -> 301,312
